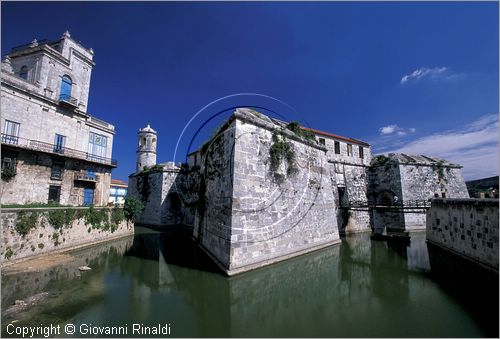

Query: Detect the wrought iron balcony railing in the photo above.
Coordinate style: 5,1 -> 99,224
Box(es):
1,133 -> 117,167
74,173 -> 98,182
58,94 -> 78,106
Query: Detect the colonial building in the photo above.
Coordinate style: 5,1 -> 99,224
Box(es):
109,179 -> 128,206
1,31 -> 116,206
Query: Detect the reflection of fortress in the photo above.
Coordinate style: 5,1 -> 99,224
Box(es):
128,108 -> 468,275
122,231 -> 440,337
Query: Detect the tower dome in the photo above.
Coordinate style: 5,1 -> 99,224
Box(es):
136,124 -> 157,173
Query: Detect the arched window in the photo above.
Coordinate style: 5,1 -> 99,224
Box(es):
19,66 -> 28,80
60,75 -> 72,100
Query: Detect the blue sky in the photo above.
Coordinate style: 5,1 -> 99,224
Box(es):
2,1 -> 498,180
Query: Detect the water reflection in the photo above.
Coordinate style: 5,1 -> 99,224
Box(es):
1,228 -> 496,337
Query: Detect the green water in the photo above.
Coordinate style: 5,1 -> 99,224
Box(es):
1,227 -> 498,337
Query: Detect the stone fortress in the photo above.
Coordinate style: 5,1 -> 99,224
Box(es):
128,108 -> 469,275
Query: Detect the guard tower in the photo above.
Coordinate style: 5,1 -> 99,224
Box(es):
136,124 -> 157,173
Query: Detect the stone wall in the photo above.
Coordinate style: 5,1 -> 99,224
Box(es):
369,154 -> 469,232
128,164 -> 200,228
1,152 -> 111,206
368,156 -> 405,232
128,170 -> 172,226
194,119 -> 237,269
316,128 -> 372,234
341,164 -> 371,233
217,109 -> 340,275
0,207 -> 133,263
399,163 -> 468,201
426,198 -> 498,271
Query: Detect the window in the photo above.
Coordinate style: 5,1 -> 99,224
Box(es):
318,138 -> 326,145
88,132 -> 108,162
54,134 -> 66,154
1,151 -> 17,171
347,144 -> 353,157
87,168 -> 96,180
359,146 -> 364,159
48,185 -> 61,203
59,75 -> 72,100
334,141 -> 340,154
51,161 -> 64,180
2,120 -> 20,144
19,66 -> 28,80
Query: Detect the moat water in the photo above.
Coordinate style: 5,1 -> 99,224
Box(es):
2,227 -> 498,337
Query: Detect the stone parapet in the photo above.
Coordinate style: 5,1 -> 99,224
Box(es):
426,198 -> 499,272
0,207 -> 134,264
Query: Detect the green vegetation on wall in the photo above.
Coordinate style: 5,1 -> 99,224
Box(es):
286,121 -> 316,141
15,211 -> 39,236
269,129 -> 298,182
48,209 -> 82,229
10,206 -> 125,238
370,155 -> 389,166
123,197 -> 144,222
1,166 -> 16,182
4,247 -> 13,259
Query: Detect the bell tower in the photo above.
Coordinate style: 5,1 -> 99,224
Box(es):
136,124 -> 157,173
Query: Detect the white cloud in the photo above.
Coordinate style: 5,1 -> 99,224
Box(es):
379,124 -> 398,134
378,124 -> 416,136
382,114 -> 499,180
401,66 -> 448,84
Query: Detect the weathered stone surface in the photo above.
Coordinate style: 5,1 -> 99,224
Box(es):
225,114 -> 340,273
128,109 -> 472,275
369,154 -> 469,232
426,198 -> 499,271
1,153 -> 111,206
0,208 -> 133,263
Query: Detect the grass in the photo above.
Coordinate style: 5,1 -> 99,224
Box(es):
1,202 -> 73,209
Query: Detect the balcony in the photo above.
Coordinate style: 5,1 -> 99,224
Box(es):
74,173 -> 98,183
58,94 -> 78,107
1,133 -> 117,167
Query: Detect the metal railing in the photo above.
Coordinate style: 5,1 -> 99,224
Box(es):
341,200 -> 431,209
58,94 -> 78,106
1,133 -> 117,167
74,173 -> 98,182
